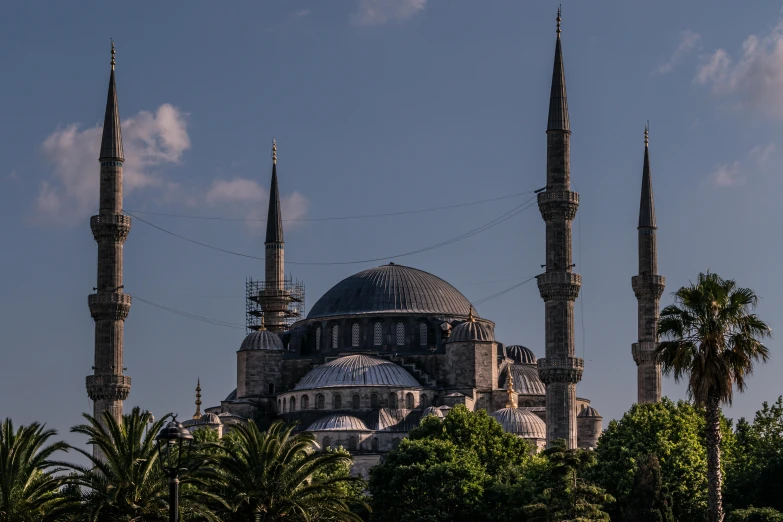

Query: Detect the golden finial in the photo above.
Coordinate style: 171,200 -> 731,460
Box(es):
272,139 -> 277,165
644,121 -> 649,147
258,313 -> 266,331
468,306 -> 476,322
193,378 -> 202,420
505,366 -> 517,408
556,5 -> 562,35
111,39 -> 116,70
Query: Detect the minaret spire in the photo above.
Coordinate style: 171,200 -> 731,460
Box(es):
87,42 -> 132,455
632,124 -> 665,404
537,8 -> 583,449
263,139 -> 286,331
193,378 -> 202,419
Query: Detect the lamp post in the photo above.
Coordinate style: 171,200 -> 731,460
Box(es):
155,417 -> 194,522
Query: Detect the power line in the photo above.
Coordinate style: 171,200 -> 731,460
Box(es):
131,295 -> 246,330
124,195 -> 538,266
473,276 -> 537,305
125,190 -> 536,223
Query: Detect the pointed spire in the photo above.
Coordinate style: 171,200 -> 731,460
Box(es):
547,7 -> 570,132
639,123 -> 656,228
265,139 -> 284,244
100,40 -> 124,161
193,378 -> 202,420
505,366 -> 517,408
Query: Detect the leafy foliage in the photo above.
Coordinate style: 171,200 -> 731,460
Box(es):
726,507 -> 783,522
621,454 -> 675,522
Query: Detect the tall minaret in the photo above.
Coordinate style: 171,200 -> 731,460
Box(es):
86,42 -> 132,427
536,8 -> 583,449
632,125 -> 665,404
263,140 -> 286,332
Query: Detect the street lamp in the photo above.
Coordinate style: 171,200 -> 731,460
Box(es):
155,417 -> 194,522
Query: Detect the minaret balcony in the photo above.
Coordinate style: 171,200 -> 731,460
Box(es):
631,275 -> 665,300
632,342 -> 660,365
86,374 -> 131,401
537,190 -> 579,222
537,272 -> 581,302
90,214 -> 131,243
537,356 -> 584,384
88,293 -> 132,321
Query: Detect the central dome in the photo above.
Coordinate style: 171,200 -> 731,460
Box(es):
293,354 -> 422,390
307,264 -> 473,319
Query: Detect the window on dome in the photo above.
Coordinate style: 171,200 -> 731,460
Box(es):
316,394 -> 325,410
290,397 -> 296,412
347,436 -> 357,451
282,399 -> 287,413
396,322 -> 405,346
419,323 -> 428,347
315,327 -> 321,352
333,394 -> 342,409
370,393 -> 379,408
277,399 -> 281,411
268,383 -> 275,395
405,393 -> 414,409
373,322 -> 382,346
332,326 -> 339,349
388,393 -> 398,409
421,394 -> 429,407
323,436 -> 332,449
353,394 -> 360,409
351,323 -> 360,347
302,395 -> 309,410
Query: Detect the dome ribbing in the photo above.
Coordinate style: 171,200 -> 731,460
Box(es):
293,354 -> 421,391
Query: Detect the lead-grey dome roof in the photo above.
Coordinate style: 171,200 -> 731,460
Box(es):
490,407 -> 547,439
239,329 -> 284,351
578,406 -> 602,418
505,345 -> 537,364
307,263 -> 473,319
293,354 -> 421,391
449,319 -> 494,342
307,414 -> 370,431
421,406 -> 445,419
505,364 -> 546,396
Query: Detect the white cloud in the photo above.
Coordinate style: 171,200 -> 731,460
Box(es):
710,161 -> 744,188
696,19 -> 783,117
748,142 -> 776,166
38,104 -> 190,224
205,177 -> 309,235
656,30 -> 702,74
352,0 -> 426,26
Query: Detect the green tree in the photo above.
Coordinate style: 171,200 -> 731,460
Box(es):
201,420 -> 366,522
621,454 -> 675,522
524,440 -> 613,522
0,419 -> 72,522
727,507 -> 783,522
657,272 -> 771,522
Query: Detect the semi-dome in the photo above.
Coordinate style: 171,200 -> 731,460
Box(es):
505,345 -> 537,364
421,406 -> 444,419
504,364 -> 546,395
307,414 -> 370,432
307,263 -> 473,319
240,329 -> 284,351
449,318 -> 494,342
293,354 -> 421,391
183,412 -> 222,427
490,407 -> 547,439
578,406 -> 602,418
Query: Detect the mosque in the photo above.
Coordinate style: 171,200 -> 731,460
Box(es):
86,11 -> 664,471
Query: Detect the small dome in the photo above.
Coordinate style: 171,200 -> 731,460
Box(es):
490,408 -> 547,439
240,329 -> 284,351
200,413 -> 222,425
421,406 -> 444,419
449,319 -> 494,342
307,414 -> 370,431
505,345 -> 537,364
293,354 -> 421,391
578,406 -> 602,418
502,365 -> 546,395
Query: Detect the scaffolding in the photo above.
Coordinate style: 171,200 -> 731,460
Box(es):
246,277 -> 305,333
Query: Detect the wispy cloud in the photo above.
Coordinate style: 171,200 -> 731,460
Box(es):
710,161 -> 744,188
38,104 -> 190,225
352,0 -> 426,26
656,30 -> 701,74
696,18 -> 783,117
749,142 -> 776,166
708,142 -> 777,188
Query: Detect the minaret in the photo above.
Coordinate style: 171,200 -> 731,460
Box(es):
632,125 -> 665,404
536,8 -> 583,449
86,41 -> 132,429
193,378 -> 202,419
263,140 -> 286,332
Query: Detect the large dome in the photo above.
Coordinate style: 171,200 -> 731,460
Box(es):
490,407 -> 547,439
293,354 -> 421,390
307,263 -> 473,319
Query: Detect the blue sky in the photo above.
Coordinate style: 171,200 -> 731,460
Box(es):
2,1 -> 783,449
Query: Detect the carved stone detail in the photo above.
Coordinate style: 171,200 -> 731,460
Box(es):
88,293 -> 132,321
537,272 -> 581,302
90,214 -> 131,243
632,342 -> 659,365
86,374 -> 132,401
537,190 -> 579,222
538,357 -> 584,384
631,274 -> 665,300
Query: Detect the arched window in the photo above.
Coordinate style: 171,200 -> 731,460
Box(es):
388,393 -> 398,409
268,383 -> 275,395
421,394 -> 429,407
277,399 -> 281,411
351,323 -> 360,347
371,438 -> 379,452
353,394 -> 361,409
332,325 -> 339,349
315,327 -> 321,351
290,396 -> 296,412
370,393 -> 379,408
302,395 -> 309,410
333,394 -> 342,409
347,436 -> 357,451
323,436 -> 332,449
373,322 -> 382,346
405,392 -> 414,409
316,394 -> 325,410
396,322 -> 405,346
282,398 -> 287,413
419,323 -> 428,347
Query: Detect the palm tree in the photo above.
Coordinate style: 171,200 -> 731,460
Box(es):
657,272 -> 771,522
62,407 -> 217,521
201,421 -> 367,521
0,419 -> 71,522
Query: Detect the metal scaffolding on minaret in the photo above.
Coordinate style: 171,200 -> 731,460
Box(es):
86,41 -> 132,438
245,140 -> 304,333
536,7 -> 584,449
632,124 -> 665,404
